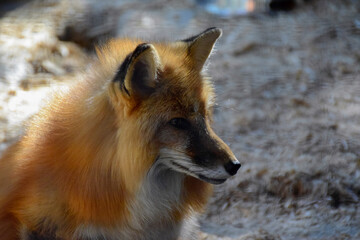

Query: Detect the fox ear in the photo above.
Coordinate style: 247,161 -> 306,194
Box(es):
181,27 -> 222,70
113,43 -> 161,101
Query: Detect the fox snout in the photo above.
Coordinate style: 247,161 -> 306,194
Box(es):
187,123 -> 241,183
196,156 -> 240,185
158,118 -> 241,185
194,153 -> 241,176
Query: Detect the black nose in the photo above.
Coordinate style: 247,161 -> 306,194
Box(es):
224,160 -> 241,176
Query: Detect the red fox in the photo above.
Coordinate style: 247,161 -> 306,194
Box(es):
0,27 -> 240,240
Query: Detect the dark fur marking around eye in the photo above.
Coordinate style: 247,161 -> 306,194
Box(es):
169,118 -> 191,130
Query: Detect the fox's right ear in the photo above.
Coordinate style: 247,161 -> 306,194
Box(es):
110,43 -> 162,105
180,27 -> 222,70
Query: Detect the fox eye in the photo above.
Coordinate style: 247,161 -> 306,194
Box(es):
169,118 -> 190,130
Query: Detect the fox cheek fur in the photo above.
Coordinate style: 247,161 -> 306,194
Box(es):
0,27 -> 240,240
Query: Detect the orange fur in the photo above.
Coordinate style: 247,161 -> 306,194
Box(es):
0,28 -> 238,240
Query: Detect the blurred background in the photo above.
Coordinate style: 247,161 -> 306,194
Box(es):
0,0 -> 359,239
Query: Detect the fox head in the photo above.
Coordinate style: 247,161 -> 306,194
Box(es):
98,28 -> 240,186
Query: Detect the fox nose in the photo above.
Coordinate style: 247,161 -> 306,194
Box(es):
224,160 -> 241,176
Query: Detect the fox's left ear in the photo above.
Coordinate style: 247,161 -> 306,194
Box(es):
181,27 -> 222,70
112,43 -> 161,102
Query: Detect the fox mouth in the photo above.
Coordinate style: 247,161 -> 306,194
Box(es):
198,174 -> 226,184
171,161 -> 227,185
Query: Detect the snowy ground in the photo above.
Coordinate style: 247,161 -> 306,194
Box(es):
0,0 -> 359,239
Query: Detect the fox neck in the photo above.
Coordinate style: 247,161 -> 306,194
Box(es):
127,162 -> 191,238
131,161 -> 212,226
142,161 -> 185,209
